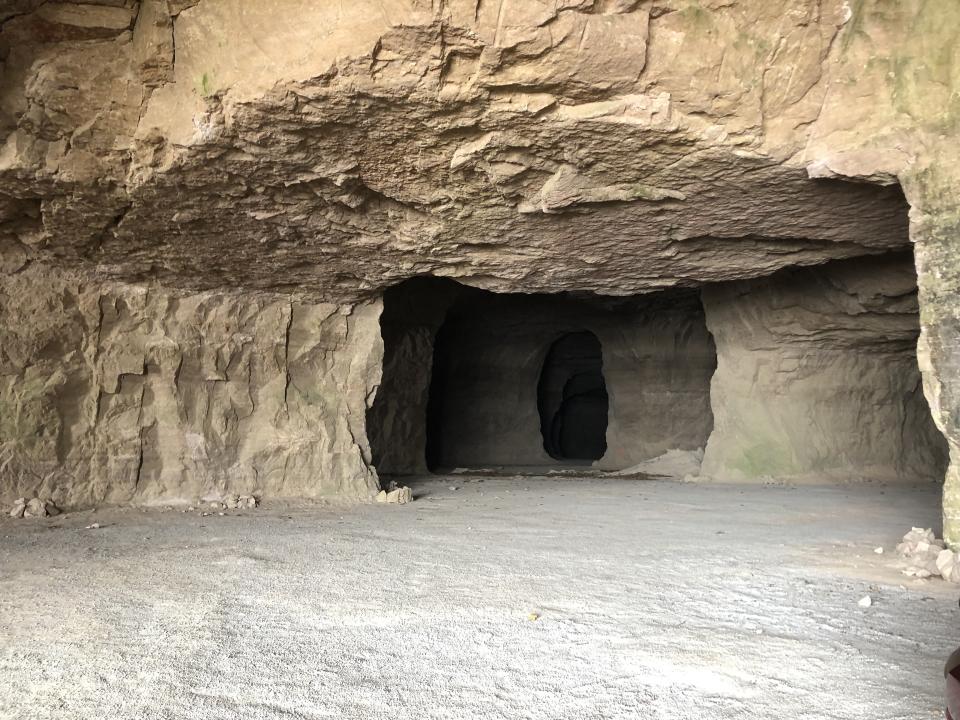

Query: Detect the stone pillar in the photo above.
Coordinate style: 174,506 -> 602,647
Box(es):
907,163 -> 960,546
701,255 -> 946,484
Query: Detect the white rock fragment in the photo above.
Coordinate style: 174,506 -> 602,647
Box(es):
24,498 -> 48,518
237,495 -> 258,509
897,527 -> 946,579
85,523 -> 100,530
10,497 -> 60,519
858,595 -> 872,608
902,565 -> 936,579
896,527 -> 943,556
377,485 -> 413,504
874,546 -> 884,554
936,548 -> 960,584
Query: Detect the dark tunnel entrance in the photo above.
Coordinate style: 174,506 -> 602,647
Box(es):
424,317 -> 453,472
366,257 -> 948,484
367,277 -> 718,476
536,332 -> 608,462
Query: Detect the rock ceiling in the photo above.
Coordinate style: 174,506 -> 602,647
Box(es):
0,0 -> 922,301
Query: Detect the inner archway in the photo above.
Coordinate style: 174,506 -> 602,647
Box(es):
537,331 -> 609,462
371,280 -> 716,475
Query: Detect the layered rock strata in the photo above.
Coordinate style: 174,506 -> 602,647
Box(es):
2,1 -> 960,538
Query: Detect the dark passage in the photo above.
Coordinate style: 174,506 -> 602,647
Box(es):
424,315 -> 454,472
537,331 -> 609,461
370,278 -> 716,475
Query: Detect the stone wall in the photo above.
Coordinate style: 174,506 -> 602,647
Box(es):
701,254 -> 948,483
3,0 -> 960,535
0,263 -> 383,509
599,292 -> 717,471
910,166 -> 960,544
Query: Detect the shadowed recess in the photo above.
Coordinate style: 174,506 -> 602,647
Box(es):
537,331 -> 608,462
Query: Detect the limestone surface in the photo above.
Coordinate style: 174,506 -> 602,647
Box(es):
0,263 -> 382,508
702,255 -> 948,483
2,1 -> 960,535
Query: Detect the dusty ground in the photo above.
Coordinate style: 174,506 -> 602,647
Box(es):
0,477 -> 955,719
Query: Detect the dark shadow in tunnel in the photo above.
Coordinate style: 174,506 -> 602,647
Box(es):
424,316 -> 453,472
537,331 -> 609,461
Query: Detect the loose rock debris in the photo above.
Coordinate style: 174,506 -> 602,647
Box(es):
9,496 -> 260,520
376,482 -> 413,504
223,495 -> 258,510
896,527 -> 960,582
201,495 -> 258,513
9,497 -> 60,518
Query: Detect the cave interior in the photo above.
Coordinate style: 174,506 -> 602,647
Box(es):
368,248 -> 948,483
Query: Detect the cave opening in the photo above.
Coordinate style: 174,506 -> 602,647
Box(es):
536,331 -> 609,462
368,278 -> 717,476
367,250 -> 948,486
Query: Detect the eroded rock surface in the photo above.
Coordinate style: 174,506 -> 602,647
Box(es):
2,1 -> 960,533
0,263 -> 382,508
701,254 -> 948,483
0,0 -> 921,300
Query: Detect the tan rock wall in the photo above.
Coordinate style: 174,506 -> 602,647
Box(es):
2,0 -> 960,534
701,254 -> 948,483
908,163 -> 960,544
0,263 -> 382,508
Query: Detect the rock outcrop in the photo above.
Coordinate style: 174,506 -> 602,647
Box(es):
0,263 -> 382,508
701,254 -> 947,483
2,1 -> 960,537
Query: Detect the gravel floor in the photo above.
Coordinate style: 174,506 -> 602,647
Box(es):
0,477 -> 956,719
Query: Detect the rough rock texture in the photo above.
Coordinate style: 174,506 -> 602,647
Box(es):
701,254 -> 948,483
371,256 -> 943,483
0,0 -> 917,299
3,1 -> 960,531
0,263 -> 382,508
896,526 -> 950,580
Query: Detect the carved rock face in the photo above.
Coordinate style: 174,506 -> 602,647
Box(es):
2,2 -> 960,538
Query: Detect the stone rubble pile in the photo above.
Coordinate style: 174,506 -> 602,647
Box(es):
220,495 -> 258,510
376,482 -> 413,504
200,495 -> 259,513
896,527 -> 960,583
9,498 -> 60,518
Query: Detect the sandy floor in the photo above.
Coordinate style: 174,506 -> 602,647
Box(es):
0,477 -> 956,719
